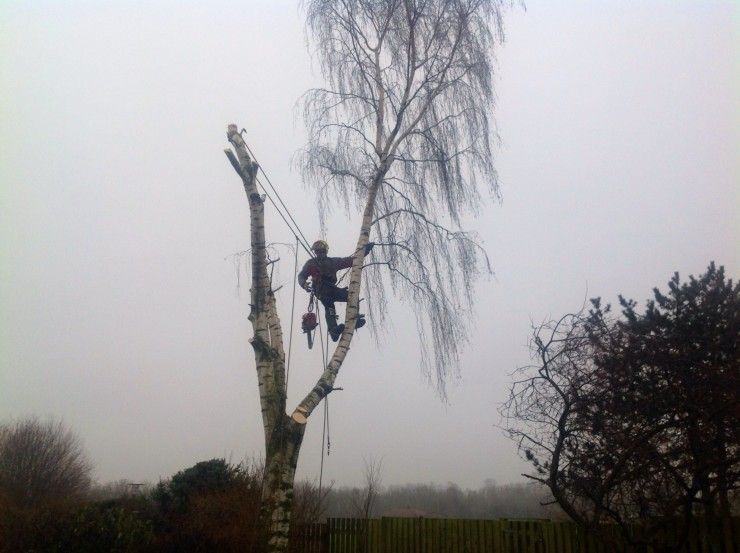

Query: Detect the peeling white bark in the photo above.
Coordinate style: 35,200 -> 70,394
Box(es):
227,125 -> 304,553
227,125 -> 280,444
227,123 -> 385,551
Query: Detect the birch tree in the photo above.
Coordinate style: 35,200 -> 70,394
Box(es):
224,1 -> 507,550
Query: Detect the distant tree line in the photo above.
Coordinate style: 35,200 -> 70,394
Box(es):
3,262 -> 736,552
323,480 -> 564,520
0,416 -> 562,552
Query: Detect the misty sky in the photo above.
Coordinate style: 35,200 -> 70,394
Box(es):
1,1 -> 737,489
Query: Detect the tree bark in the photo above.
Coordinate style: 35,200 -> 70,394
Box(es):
261,415 -> 305,551
227,125 -> 306,552
226,125 -> 384,551
291,165 -> 386,424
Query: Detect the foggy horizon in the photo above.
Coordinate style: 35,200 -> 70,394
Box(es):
1,0 -> 737,490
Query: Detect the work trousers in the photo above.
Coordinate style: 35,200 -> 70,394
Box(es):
316,285 -> 348,331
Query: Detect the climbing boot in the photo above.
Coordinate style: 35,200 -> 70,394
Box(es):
326,307 -> 343,342
329,323 -> 345,342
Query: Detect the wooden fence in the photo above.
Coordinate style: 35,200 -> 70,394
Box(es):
289,517 -> 740,553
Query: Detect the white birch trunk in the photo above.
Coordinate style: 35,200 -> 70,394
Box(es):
226,124 -> 385,551
291,166 -> 386,423
226,125 -> 305,552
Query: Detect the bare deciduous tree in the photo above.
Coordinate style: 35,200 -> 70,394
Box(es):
224,1 -> 507,550
502,264 -> 740,553
352,457 -> 383,520
0,417 -> 92,510
503,310 -> 703,552
301,0 -> 503,396
291,480 -> 331,526
501,311 -> 601,525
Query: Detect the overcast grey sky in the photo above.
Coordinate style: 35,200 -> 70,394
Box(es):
1,1 -> 737,489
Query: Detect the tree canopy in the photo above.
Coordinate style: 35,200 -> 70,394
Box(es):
301,0 -> 506,394
0,417 -> 92,510
503,262 -> 740,552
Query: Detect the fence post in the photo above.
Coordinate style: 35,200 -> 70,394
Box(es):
312,516 -> 740,553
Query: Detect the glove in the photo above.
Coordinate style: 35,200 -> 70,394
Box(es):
364,242 -> 375,254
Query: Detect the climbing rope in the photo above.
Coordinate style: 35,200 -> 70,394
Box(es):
316,310 -> 325,486
317,302 -> 331,494
233,129 -> 338,493
285,236 -> 299,387
239,130 -> 314,257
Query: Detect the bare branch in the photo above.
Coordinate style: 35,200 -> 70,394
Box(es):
300,1 -> 506,395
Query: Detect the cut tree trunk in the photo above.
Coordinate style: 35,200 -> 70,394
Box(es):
226,125 -> 382,552
226,125 -> 301,552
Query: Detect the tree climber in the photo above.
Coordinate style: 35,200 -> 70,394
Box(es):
298,240 -> 375,342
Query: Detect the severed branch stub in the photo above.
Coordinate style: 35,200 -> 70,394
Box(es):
292,408 -> 308,425
224,149 -> 244,177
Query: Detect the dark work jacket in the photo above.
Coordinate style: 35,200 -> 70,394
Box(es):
297,244 -> 373,291
298,256 -> 352,290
